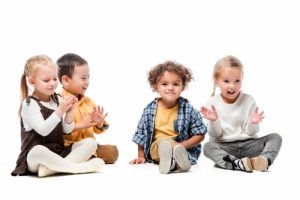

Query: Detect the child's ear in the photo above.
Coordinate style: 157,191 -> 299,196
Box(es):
28,78 -> 35,86
61,75 -> 71,85
213,80 -> 218,86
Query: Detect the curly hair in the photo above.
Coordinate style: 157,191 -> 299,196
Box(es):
148,60 -> 193,91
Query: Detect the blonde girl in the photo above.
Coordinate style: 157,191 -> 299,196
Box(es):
200,55 -> 282,172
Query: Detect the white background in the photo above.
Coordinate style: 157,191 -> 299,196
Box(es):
0,0 -> 299,199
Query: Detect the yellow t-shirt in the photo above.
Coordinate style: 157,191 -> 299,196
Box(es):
153,104 -> 178,143
59,88 -> 109,146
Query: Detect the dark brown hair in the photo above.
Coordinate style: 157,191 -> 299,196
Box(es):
57,53 -> 88,83
148,60 -> 193,91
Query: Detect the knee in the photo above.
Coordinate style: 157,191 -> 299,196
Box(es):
27,145 -> 48,160
270,133 -> 282,145
203,142 -> 214,157
82,138 -> 98,151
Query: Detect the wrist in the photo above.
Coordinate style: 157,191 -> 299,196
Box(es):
96,124 -> 103,130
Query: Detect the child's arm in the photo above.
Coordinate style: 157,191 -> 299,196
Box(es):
22,100 -> 62,136
180,135 -> 205,149
129,144 -> 146,164
63,96 -> 77,133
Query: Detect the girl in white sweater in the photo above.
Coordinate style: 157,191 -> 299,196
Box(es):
200,55 -> 282,172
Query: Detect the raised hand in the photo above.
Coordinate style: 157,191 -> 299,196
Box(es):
93,105 -> 108,129
200,105 -> 218,121
56,95 -> 77,118
250,107 -> 265,124
67,96 -> 78,112
61,95 -> 78,124
77,112 -> 98,129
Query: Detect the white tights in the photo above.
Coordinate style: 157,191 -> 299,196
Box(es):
26,138 -> 104,177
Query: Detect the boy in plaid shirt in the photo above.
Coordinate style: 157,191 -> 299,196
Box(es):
130,61 -> 207,174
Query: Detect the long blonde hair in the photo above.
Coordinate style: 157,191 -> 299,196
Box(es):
19,55 -> 56,115
211,55 -> 244,96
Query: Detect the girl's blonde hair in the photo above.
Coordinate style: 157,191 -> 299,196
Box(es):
211,55 -> 244,96
19,55 -> 56,114
148,60 -> 193,91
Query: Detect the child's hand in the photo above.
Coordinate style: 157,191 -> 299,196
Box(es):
129,157 -> 146,164
77,112 -> 98,129
200,105 -> 218,121
56,96 -> 77,118
93,106 -> 108,129
61,96 -> 78,124
67,96 -> 78,113
250,107 -> 265,124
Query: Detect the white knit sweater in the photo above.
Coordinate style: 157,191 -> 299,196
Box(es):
206,92 -> 259,142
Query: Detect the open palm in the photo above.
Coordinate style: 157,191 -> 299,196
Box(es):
250,107 -> 265,124
200,105 -> 218,121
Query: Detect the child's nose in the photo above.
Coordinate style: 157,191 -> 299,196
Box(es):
167,85 -> 174,90
229,83 -> 235,88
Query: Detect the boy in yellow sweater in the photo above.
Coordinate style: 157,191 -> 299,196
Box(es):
57,53 -> 118,164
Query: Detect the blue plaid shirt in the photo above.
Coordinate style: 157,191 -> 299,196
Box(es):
132,97 -> 207,164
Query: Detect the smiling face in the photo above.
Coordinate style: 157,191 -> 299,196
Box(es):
29,64 -> 58,101
62,64 -> 90,97
215,66 -> 242,104
155,71 -> 183,108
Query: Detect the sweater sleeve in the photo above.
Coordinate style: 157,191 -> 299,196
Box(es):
62,120 -> 74,134
207,118 -> 223,139
244,96 -> 260,136
21,100 -> 61,136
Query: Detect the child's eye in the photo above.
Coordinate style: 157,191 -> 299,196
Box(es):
224,80 -> 229,83
43,79 -> 50,82
235,79 -> 240,83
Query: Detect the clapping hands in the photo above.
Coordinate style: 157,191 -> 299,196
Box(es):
78,105 -> 108,129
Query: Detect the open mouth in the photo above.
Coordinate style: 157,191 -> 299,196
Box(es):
227,91 -> 235,95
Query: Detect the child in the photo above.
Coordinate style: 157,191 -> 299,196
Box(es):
200,55 -> 282,172
130,61 -> 207,174
57,53 -> 118,164
11,55 -> 104,177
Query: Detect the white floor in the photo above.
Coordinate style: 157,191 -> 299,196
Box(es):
1,1 -> 299,199
2,139 -> 295,200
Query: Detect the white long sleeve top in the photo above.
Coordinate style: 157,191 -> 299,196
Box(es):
21,97 -> 74,136
206,92 -> 259,142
